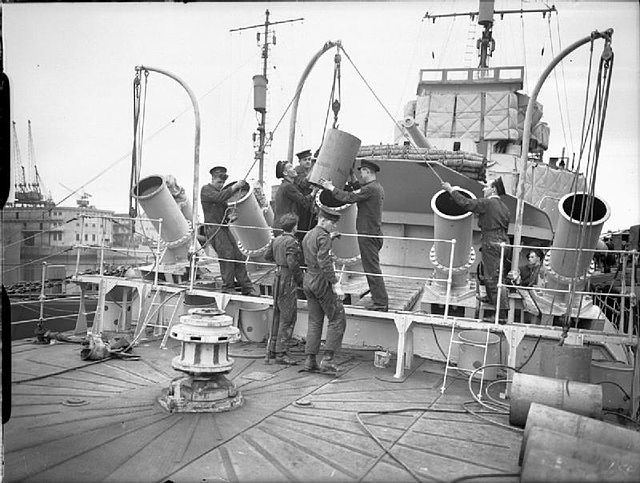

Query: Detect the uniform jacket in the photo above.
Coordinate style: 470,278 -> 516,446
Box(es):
331,180 -> 384,235
302,225 -> 338,286
274,179 -> 311,226
200,183 -> 237,225
449,192 -> 510,236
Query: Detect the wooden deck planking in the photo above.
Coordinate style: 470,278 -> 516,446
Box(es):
6,337 -> 525,483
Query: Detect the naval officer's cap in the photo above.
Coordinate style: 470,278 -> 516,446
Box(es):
209,166 -> 229,180
358,159 -> 380,173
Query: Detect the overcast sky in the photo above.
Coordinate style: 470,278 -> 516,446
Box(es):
3,1 -> 638,230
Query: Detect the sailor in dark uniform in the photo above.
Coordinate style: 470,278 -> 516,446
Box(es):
320,159 -> 389,311
302,208 -> 346,372
200,166 -> 255,295
273,160 -> 313,237
442,177 -> 510,311
264,213 -> 304,365
293,149 -> 314,196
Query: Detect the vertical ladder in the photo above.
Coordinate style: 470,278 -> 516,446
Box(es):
441,317 -> 495,398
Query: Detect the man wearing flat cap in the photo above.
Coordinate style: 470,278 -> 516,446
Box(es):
200,166 -> 255,295
301,208 -> 347,373
442,177 -> 510,315
320,159 -> 389,311
273,160 -> 313,238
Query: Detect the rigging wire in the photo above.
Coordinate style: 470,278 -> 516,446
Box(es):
545,11 -> 571,156
51,59 -> 253,210
561,36 -> 614,335
520,3 -> 529,92
555,10 -> 575,156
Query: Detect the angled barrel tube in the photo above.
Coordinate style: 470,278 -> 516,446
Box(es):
544,192 -> 610,296
430,188 -> 476,290
316,189 -> 360,265
228,183 -> 273,260
402,117 -> 433,149
132,175 -> 200,264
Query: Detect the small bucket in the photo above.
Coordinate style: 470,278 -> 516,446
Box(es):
591,360 -> 634,414
374,350 -> 392,368
457,330 -> 501,380
238,302 -> 270,342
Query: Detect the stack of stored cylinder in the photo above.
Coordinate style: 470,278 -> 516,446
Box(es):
357,144 -> 486,181
519,403 -> 640,482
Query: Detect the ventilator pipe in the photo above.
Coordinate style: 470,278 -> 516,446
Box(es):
132,175 -> 200,264
227,182 -> 273,260
430,187 -> 476,290
316,189 -> 360,265
402,117 -> 433,149
544,192 -> 610,295
308,128 -> 361,189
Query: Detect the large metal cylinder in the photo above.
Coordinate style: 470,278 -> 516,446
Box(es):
308,128 -> 361,189
316,189 -> 360,265
520,403 -> 640,465
520,426 -> 640,482
132,175 -> 197,263
430,188 -> 476,289
228,182 -> 273,260
546,192 -> 610,293
509,372 -> 602,427
539,344 -> 592,383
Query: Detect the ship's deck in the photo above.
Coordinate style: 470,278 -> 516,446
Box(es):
4,336 -> 523,483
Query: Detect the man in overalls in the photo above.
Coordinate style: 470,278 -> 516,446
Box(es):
302,208 -> 346,372
264,213 -> 304,365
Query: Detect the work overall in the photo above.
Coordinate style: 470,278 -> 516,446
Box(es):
264,233 -> 303,356
302,226 -> 346,356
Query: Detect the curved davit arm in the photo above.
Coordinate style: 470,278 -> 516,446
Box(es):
287,41 -> 341,163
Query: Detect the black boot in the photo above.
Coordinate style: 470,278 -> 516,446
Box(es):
275,352 -> 298,365
320,351 -> 339,373
304,354 -> 319,371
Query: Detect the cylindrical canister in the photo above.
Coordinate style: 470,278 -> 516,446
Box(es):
520,425 -> 640,482
456,330 -> 501,380
539,344 -> 592,383
253,75 -> 267,112
431,188 -> 476,289
308,128 -> 361,189
546,193 -> 610,294
509,372 -> 602,427
132,175 -> 199,263
519,403 -> 640,465
316,189 -> 360,265
228,183 -> 273,259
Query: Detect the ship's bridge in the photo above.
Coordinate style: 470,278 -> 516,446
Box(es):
406,65 -> 549,154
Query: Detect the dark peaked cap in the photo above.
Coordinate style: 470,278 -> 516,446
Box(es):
209,166 -> 228,179
296,149 -> 312,160
358,159 -> 380,173
492,177 -> 506,196
319,208 -> 340,222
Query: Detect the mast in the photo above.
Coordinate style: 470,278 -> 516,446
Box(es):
230,10 -> 303,186
424,1 -> 556,69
